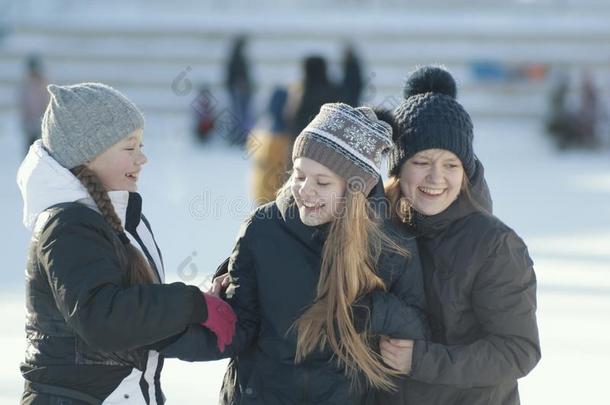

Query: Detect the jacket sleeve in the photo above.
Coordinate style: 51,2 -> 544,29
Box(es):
354,237 -> 429,340
409,230 -> 541,388
161,218 -> 261,361
38,212 -> 207,353
157,324 -> 224,361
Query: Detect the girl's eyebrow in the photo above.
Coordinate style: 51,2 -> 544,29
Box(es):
123,135 -> 139,142
295,170 -> 332,178
415,155 -> 458,163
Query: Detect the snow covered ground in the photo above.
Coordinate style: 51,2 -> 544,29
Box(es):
0,112 -> 609,404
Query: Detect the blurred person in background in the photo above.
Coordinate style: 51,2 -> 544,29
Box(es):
545,69 -> 603,150
192,84 -> 217,143
19,54 -> 50,154
579,71 -> 602,148
284,55 -> 341,153
545,70 -> 577,149
225,35 -> 254,146
248,86 -> 291,205
340,44 -> 364,107
378,66 -> 540,405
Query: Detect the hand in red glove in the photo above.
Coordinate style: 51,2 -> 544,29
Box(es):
201,293 -> 237,352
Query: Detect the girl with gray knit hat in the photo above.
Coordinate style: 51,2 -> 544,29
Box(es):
17,83 -> 236,404
161,102 -> 429,404
378,66 -> 540,405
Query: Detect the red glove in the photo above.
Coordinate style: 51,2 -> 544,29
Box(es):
201,293 -> 237,352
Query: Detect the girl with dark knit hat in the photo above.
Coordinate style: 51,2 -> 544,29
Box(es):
16,83 -> 236,404
162,102 -> 429,404
379,66 -> 541,405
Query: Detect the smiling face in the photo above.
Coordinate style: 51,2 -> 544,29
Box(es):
291,157 -> 347,226
398,148 -> 464,216
86,128 -> 147,192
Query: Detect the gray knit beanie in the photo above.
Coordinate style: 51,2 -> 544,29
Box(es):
292,103 -> 394,196
42,83 -> 144,169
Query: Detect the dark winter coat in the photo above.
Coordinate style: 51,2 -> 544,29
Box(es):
21,202 -> 207,403
17,141 -> 211,404
382,160 -> 540,405
162,183 -> 429,405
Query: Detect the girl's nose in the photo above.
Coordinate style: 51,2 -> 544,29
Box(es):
426,163 -> 443,183
299,179 -> 315,197
137,150 -> 148,165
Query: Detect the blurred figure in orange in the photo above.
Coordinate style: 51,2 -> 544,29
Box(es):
248,86 -> 291,205
19,54 -> 49,154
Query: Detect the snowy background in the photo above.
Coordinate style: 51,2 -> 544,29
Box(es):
1,1 -> 610,404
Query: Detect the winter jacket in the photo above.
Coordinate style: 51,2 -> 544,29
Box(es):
382,160 -> 540,405
17,141 -> 207,404
162,183 -> 429,405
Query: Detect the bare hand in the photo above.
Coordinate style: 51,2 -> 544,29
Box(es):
380,337 -> 414,374
207,273 -> 230,297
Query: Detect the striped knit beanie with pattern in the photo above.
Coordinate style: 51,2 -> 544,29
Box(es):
292,103 -> 394,196
388,66 -> 476,179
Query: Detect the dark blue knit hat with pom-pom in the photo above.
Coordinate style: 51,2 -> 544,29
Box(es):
388,66 -> 475,179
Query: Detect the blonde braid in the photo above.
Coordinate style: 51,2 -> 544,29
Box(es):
71,165 -> 156,285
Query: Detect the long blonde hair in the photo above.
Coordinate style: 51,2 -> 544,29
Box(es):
71,165 -> 157,285
385,176 -> 406,224
282,176 -> 409,392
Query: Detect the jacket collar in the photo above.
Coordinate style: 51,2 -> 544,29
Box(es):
276,188 -> 328,253
17,140 -> 142,232
77,190 -> 143,232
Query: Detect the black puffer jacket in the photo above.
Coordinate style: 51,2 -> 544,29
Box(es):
384,160 -> 540,405
162,183 -> 429,405
22,202 -> 207,401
